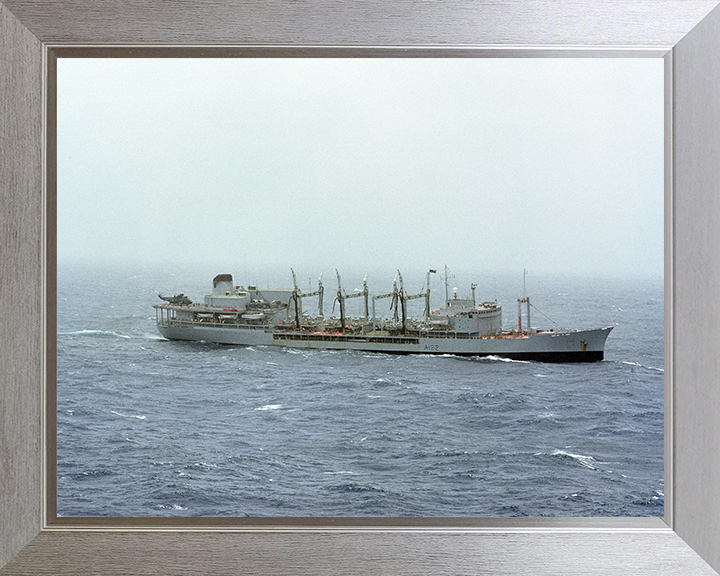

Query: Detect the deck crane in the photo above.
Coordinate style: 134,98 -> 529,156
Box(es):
290,269 -> 324,329
371,274 -> 399,328
396,270 -> 429,334
332,270 -> 369,332
396,270 -> 435,334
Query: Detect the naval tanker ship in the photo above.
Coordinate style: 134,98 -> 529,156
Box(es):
154,268 -> 612,362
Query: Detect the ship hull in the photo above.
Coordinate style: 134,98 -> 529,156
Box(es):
157,322 -> 612,363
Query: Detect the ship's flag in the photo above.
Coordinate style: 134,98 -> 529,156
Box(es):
429,269 -> 437,273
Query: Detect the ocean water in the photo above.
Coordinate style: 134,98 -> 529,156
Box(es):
56,264 -> 664,517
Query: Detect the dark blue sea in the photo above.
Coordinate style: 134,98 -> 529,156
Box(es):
56,264 -> 664,517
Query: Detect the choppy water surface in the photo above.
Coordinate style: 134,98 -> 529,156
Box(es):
57,264 -> 663,517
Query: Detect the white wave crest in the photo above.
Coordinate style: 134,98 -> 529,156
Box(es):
157,503 -> 187,511
59,329 -> 131,339
623,360 -> 664,372
111,410 -> 146,420
255,404 -> 281,411
550,449 -> 597,469
141,333 -> 167,341
484,355 -> 530,364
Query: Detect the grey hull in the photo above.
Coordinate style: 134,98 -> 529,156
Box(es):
157,323 -> 613,363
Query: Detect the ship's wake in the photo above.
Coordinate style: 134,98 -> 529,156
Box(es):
58,329 -> 131,339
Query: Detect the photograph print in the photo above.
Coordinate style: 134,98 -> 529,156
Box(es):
56,57 -> 664,517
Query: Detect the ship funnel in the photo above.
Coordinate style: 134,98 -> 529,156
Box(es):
212,274 -> 235,295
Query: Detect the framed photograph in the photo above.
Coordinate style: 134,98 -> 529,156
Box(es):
2,2 -> 720,575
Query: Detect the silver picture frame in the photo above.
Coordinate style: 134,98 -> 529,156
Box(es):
2,1 -> 720,574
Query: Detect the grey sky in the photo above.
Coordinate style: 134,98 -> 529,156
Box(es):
58,58 -> 664,279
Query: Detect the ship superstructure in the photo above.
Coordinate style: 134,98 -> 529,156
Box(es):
154,267 -> 612,362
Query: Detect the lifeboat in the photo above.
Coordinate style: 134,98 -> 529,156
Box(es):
242,313 -> 266,320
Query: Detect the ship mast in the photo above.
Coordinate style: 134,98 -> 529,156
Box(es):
397,270 -> 407,334
425,269 -> 436,318
525,270 -> 531,332
517,269 -> 531,334
444,265 -> 450,305
445,264 -> 455,306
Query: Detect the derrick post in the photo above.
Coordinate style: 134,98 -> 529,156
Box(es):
518,299 -> 523,334
338,293 -> 345,332
317,275 -> 324,319
398,270 -> 406,334
336,270 -> 345,333
425,268 -> 436,318
292,290 -> 301,330
363,276 -> 369,320
392,277 -> 399,322
527,297 -> 531,333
